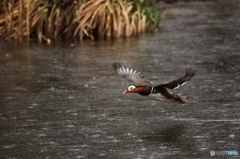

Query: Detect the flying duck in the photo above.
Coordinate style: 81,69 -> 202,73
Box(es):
112,62 -> 195,104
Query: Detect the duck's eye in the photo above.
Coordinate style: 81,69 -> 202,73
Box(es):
128,85 -> 136,91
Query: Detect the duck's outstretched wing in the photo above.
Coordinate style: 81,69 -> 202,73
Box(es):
154,67 -> 195,90
112,62 -> 152,86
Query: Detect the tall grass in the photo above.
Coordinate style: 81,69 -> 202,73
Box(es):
0,0 -> 161,42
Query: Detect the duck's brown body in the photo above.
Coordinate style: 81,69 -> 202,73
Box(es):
112,62 -> 195,104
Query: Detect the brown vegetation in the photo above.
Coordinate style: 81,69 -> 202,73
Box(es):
0,0 -> 161,42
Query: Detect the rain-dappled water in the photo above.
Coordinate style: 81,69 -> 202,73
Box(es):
1,0 -> 240,158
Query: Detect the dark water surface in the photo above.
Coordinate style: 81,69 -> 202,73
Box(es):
1,0 -> 240,158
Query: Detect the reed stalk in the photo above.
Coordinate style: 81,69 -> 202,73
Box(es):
0,0 -> 161,42
26,0 -> 30,40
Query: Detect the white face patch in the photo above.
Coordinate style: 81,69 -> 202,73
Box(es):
127,85 -> 136,92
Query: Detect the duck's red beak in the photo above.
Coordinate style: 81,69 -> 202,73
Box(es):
123,89 -> 129,94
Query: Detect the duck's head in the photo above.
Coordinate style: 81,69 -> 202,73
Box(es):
123,85 -> 138,94
123,85 -> 153,96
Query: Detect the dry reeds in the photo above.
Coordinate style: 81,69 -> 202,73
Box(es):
0,0 -> 161,42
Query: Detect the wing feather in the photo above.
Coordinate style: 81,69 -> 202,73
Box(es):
112,62 -> 152,86
154,67 -> 195,90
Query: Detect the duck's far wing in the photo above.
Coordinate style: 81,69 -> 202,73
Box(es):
154,67 -> 195,90
112,62 -> 152,86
